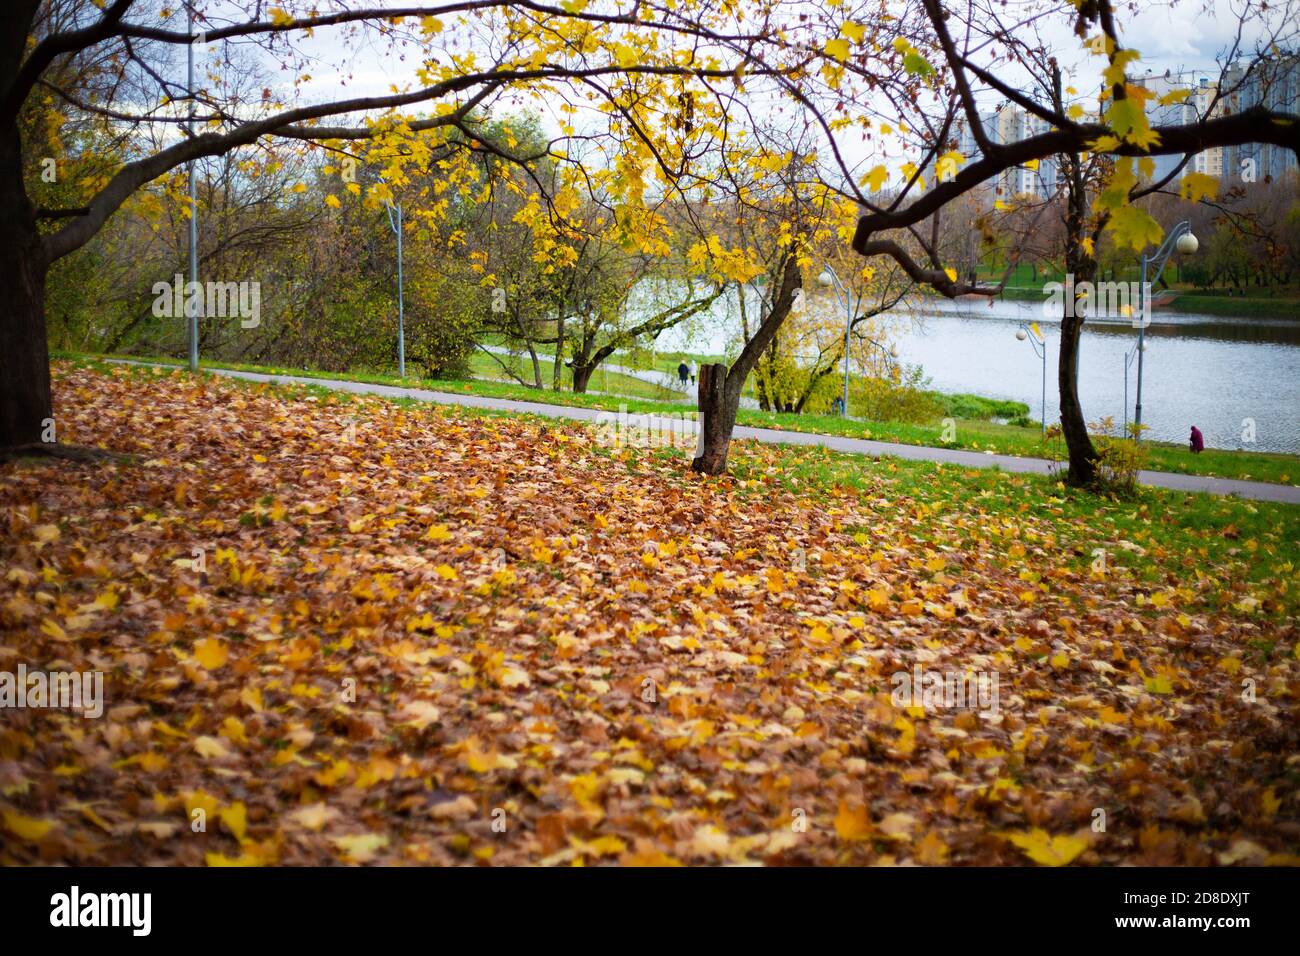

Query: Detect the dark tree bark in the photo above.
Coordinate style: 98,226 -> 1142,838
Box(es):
692,251 -> 801,474
754,372 -> 772,412
0,4 -> 49,449
1058,283 -> 1099,486
522,331 -> 544,389
691,362 -> 734,474
571,362 -> 595,393
0,180 -> 51,448
1055,66 -> 1100,487
551,312 -> 565,391
568,323 -> 604,394
1058,167 -> 1100,485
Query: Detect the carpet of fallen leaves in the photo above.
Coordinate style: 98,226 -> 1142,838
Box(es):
1,362 -> 1297,867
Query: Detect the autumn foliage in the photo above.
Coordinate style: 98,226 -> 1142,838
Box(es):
0,364 -> 1296,866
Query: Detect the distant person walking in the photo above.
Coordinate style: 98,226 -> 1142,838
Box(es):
689,360 -> 698,384
677,361 -> 690,387
1189,425 -> 1205,454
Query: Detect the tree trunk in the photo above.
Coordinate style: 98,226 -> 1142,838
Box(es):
552,314 -> 565,390
1059,155 -> 1099,487
1058,288 -> 1097,486
692,363 -> 738,475
510,311 -> 544,388
0,120 -> 51,450
692,251 -> 802,475
526,343 -> 543,388
571,363 -> 595,393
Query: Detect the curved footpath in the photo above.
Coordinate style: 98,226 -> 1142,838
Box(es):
107,361 -> 1300,505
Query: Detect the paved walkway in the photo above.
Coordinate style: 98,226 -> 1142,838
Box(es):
110,361 -> 1300,504
478,346 -> 762,410
479,344 -> 686,394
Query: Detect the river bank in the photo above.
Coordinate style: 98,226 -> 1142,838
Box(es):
972,286 -> 1299,319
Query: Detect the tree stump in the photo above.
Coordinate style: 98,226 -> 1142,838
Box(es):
692,362 -> 731,474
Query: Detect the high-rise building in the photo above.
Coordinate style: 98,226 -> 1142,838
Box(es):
941,103 -> 1059,204
1219,54 -> 1300,185
1189,81 -> 1224,178
1129,71 -> 1223,184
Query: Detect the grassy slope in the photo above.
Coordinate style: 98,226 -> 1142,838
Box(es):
720,440 -> 1299,621
78,358 -> 1300,622
467,351 -> 680,401
58,351 -> 1300,487
1164,295 -> 1300,318
990,287 -> 1300,318
968,263 -> 1300,318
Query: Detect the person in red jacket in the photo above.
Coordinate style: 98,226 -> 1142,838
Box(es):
1189,425 -> 1205,454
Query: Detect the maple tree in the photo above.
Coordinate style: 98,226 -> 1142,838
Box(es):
4,0 -> 850,450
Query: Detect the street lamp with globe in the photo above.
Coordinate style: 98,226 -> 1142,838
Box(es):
1134,222 -> 1198,440
1015,324 -> 1047,438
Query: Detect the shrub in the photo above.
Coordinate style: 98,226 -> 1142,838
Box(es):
1088,416 -> 1148,496
849,364 -> 945,423
405,275 -> 479,379
933,392 -> 1030,420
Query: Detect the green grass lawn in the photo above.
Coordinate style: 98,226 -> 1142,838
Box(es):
965,286 -> 1300,318
734,410 -> 1295,486
56,350 -> 680,412
1163,294 -> 1299,318
57,350 -> 1299,487
467,350 -> 680,401
716,440 -> 1299,621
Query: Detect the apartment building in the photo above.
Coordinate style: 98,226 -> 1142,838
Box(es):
1219,54 -> 1300,184
939,103 -> 1059,204
1129,71 -> 1223,184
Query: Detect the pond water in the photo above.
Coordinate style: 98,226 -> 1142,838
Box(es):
657,290 -> 1300,454
895,299 -> 1300,453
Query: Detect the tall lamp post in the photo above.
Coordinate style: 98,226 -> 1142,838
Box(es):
1134,221 -> 1197,441
383,196 -> 406,378
1122,337 -> 1145,437
818,267 -> 897,417
186,4 -> 199,373
818,267 -> 854,416
1015,322 -> 1047,438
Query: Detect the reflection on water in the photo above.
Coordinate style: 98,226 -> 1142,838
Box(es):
650,288 -> 1299,454
1047,314 -> 1300,346
898,299 -> 1300,453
